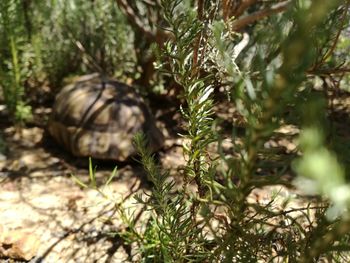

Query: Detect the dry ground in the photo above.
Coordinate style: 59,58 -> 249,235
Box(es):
0,101 -> 188,262
1,89 -> 350,262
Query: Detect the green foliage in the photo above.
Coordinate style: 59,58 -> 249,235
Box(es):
131,133 -> 209,262
161,0 -> 216,204
119,0 -> 350,262
32,0 -> 135,87
72,157 -> 118,198
5,0 -> 348,261
0,0 -> 135,124
0,0 -> 32,122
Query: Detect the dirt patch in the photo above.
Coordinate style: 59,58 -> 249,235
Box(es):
0,125 -> 148,262
0,122 -> 295,262
2,89 -> 350,262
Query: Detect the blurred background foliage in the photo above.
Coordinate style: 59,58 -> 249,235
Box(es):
1,0 -> 350,261
0,0 -> 136,122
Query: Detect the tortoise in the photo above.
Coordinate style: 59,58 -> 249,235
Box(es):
48,74 -> 164,161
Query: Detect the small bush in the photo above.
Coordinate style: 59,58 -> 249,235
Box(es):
114,1 -> 350,262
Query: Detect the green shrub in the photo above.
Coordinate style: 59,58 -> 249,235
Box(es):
55,1 -> 350,261
0,0 -> 32,122
115,1 -> 350,262
32,0 -> 136,87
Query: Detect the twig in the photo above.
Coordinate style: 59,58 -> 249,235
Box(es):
309,0 -> 350,72
307,67 -> 350,76
231,1 -> 291,31
222,0 -> 233,21
232,32 -> 250,60
74,40 -> 104,74
321,1 -> 350,63
115,0 -> 172,44
192,0 -> 204,76
232,0 -> 259,18
299,216 -> 350,263
115,0 -> 155,41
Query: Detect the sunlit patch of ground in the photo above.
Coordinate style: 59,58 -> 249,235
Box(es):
1,89 -> 350,262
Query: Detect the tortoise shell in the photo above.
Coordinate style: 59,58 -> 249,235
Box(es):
48,74 -> 164,161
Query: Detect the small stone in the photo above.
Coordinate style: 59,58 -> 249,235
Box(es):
0,153 -> 6,161
0,171 -> 9,178
0,228 -> 41,261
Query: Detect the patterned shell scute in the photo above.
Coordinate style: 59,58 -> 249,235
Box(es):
48,75 -> 164,161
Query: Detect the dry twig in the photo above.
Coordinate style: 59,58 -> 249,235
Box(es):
231,1 -> 291,31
